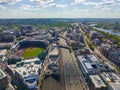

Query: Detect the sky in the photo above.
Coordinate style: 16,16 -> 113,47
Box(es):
0,0 -> 120,18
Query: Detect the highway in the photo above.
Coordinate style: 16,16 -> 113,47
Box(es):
59,32 -> 88,90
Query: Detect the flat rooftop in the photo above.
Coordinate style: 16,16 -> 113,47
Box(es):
90,75 -> 106,88
15,62 -> 40,78
109,83 -> 120,90
0,69 -> 6,79
0,49 -> 7,56
101,72 -> 120,83
77,55 -> 94,73
8,58 -> 41,78
84,62 -> 93,70
86,54 -> 100,64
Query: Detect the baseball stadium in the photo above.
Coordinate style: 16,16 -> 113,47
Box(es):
11,40 -> 47,59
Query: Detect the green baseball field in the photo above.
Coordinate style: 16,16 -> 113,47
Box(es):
23,48 -> 45,58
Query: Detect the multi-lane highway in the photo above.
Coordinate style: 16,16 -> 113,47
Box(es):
59,32 -> 88,90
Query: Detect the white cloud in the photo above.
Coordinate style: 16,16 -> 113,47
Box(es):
29,0 -> 67,9
16,0 -> 22,2
83,2 -> 101,6
20,3 -> 68,11
98,0 -> 115,9
117,0 -> 120,2
103,0 -> 115,3
20,4 -> 41,11
20,5 -> 32,10
0,0 -> 22,5
49,3 -> 68,8
0,0 -> 120,18
30,0 -> 54,4
0,0 -> 14,4
29,0 -> 54,8
0,5 -> 6,10
102,0 -> 115,5
74,0 -> 86,3
71,0 -> 86,5
81,0 -> 117,9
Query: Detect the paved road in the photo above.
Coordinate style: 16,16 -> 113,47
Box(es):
59,32 -> 88,90
59,48 -> 66,90
71,52 -> 89,90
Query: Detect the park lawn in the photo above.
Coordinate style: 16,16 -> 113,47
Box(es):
23,48 -> 45,58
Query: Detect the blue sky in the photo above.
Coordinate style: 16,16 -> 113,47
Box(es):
0,0 -> 120,18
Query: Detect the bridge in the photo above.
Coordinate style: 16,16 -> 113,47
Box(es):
59,44 -> 69,49
58,35 -> 66,40
58,34 -> 69,49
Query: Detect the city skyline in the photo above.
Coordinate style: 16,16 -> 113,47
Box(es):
0,0 -> 120,18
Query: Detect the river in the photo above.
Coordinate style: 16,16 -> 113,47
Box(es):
92,26 -> 120,37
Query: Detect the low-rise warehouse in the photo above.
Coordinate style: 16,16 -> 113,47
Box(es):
89,75 -> 107,90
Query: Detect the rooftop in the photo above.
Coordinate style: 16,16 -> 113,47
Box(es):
86,54 -> 100,64
2,29 -> 15,34
84,62 -> 93,70
101,72 -> 120,84
0,69 -> 6,79
101,44 -> 111,49
77,55 -> 94,74
15,62 -> 40,78
8,58 -> 41,78
0,49 -> 7,56
90,75 -> 106,88
109,83 -> 120,90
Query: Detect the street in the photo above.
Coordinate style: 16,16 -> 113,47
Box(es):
59,32 -> 88,90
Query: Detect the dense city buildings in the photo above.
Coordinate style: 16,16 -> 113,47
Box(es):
0,19 -> 120,90
0,30 -> 15,42
0,69 -> 9,90
100,43 -> 120,65
0,49 -> 7,62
